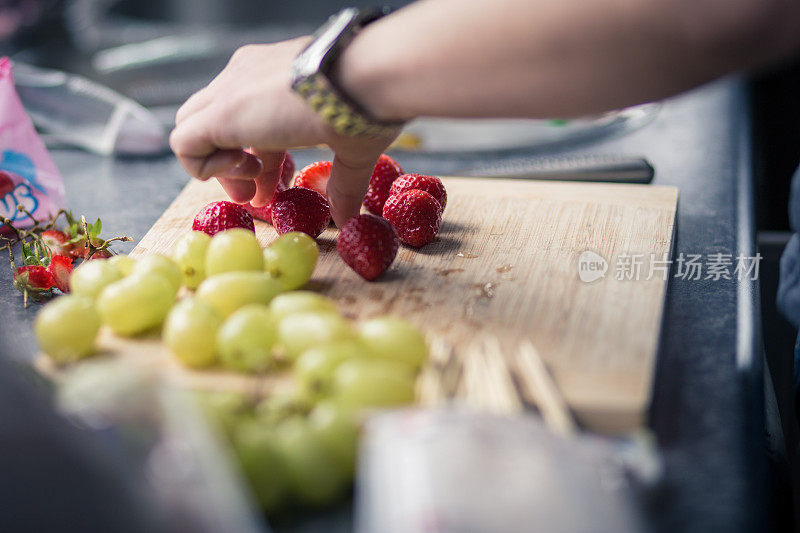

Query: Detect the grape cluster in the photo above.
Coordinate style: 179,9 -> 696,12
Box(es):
35,226 -> 428,514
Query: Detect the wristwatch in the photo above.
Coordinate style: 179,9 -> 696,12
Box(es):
291,7 -> 404,137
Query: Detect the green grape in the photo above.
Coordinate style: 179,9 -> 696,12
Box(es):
97,272 -> 176,336
333,358 -> 416,408
232,419 -> 288,512
308,400 -> 359,480
131,254 -> 182,295
275,417 -> 346,507
278,312 -> 355,361
206,228 -> 263,277
269,291 -> 338,321
195,271 -> 284,318
107,254 -> 136,276
294,340 -> 365,393
163,298 -> 222,368
217,305 -> 278,372
171,231 -> 210,289
35,295 -> 100,363
255,389 -> 314,426
358,317 -> 428,369
70,259 -> 123,299
193,390 -> 250,437
263,232 -> 319,290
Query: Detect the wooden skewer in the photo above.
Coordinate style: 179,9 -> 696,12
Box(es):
478,337 -> 522,413
416,336 -> 450,405
514,341 -> 578,437
514,342 -> 578,436
419,335 -> 576,438
458,342 -> 483,404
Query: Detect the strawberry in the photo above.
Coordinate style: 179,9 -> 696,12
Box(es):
48,255 -> 73,293
0,171 -> 14,196
270,187 -> 331,238
14,265 -> 54,291
337,214 -> 399,281
242,201 -> 273,223
68,239 -> 112,260
192,200 -> 255,236
294,161 -> 332,199
382,189 -> 442,247
42,230 -> 72,256
389,174 -> 447,214
363,154 -> 403,215
243,152 -> 296,223
281,152 -> 296,185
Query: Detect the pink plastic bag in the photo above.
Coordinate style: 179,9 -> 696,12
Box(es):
0,56 -> 65,228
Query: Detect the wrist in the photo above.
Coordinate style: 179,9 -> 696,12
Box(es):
332,17 -> 414,123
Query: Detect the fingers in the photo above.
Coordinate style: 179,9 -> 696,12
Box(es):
183,149 -> 248,181
170,105 -> 252,180
214,152 -> 263,203
217,177 -> 257,204
175,88 -> 211,126
249,150 -> 288,207
327,153 -> 378,227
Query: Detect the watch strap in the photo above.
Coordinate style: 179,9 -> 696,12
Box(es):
291,7 -> 403,137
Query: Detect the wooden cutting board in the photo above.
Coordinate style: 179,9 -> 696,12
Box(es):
96,176 -> 674,434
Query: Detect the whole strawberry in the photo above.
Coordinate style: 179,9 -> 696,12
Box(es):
382,189 -> 442,247
337,214 -> 399,281
193,200 -> 255,236
294,161 -> 332,198
271,187 -> 331,238
390,174 -> 447,214
363,154 -> 403,215
243,152 -> 296,223
48,255 -> 73,293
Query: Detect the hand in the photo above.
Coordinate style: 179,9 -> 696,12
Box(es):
169,37 -> 400,227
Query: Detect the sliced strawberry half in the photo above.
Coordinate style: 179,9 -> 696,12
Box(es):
48,255 -> 74,293
14,265 -> 55,291
294,161 -> 332,199
42,230 -> 72,256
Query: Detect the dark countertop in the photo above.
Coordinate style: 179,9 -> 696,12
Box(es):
0,77 -> 763,532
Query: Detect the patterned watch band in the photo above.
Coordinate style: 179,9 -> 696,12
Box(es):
292,73 -> 403,137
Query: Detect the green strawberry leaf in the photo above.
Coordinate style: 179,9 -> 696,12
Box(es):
90,218 -> 102,238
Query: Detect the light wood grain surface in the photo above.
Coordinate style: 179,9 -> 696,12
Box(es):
38,177 -> 677,434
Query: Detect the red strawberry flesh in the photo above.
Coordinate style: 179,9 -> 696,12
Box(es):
48,255 -> 73,293
15,265 -> 54,290
337,214 -> 399,281
42,230 -> 72,256
192,201 -> 255,236
294,161 -> 332,199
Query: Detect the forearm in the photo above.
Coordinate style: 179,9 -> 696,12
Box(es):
337,0 -> 800,120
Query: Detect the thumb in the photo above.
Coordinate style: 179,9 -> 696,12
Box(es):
327,153 -> 377,227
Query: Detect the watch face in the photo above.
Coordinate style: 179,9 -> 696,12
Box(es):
292,8 -> 359,79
